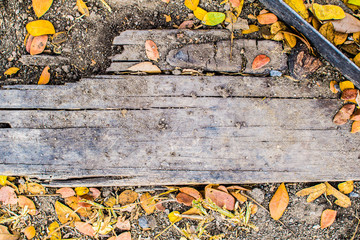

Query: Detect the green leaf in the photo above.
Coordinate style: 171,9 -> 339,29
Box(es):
348,0 -> 360,6
202,12 -> 226,26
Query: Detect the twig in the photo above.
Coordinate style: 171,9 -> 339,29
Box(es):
98,0 -> 112,13
25,194 -> 60,197
350,216 -> 360,240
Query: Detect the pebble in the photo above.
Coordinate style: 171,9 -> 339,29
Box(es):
270,70 -> 283,77
249,188 -> 265,203
349,192 -> 359,197
62,65 -> 70,73
172,69 -> 181,75
138,216 -> 149,229
55,67 -> 62,74
313,224 -> 320,229
66,15 -> 74,21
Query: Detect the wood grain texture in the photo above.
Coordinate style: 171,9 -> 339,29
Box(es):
0,75 -> 357,186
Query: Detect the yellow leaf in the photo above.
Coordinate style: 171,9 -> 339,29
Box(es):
164,14 -> 171,22
168,211 -> 182,223
242,24 -> 259,34
320,209 -> 337,229
74,187 -> 89,196
48,222 -> 61,240
354,52 -> 360,67
284,32 -> 297,48
319,22 -> 335,43
184,0 -> 199,11
325,182 -> 351,208
312,3 -> 346,21
92,221 -> 113,235
338,181 -> 354,194
203,12 -> 226,26
312,17 -> 321,30
38,66 -> 50,85
272,32 -> 284,41
284,0 -> 309,19
22,226 -> 36,239
230,191 -> 247,203
104,196 -> 116,207
118,190 -> 138,206
296,183 -> 326,202
233,0 -> 244,16
333,32 -> 348,45
65,196 -> 93,218
339,80 -> 355,91
182,207 -> 202,215
77,0 -> 90,16
4,67 -> 20,76
354,32 -> 360,43
32,0 -> 53,18
0,176 -> 7,186
26,20 -> 55,36
270,21 -> 287,35
269,183 -> 289,220
225,11 -> 236,24
193,7 -> 207,21
27,182 -> 46,194
127,62 -> 161,73
18,196 -> 37,215
54,201 -> 80,226
140,192 -> 156,215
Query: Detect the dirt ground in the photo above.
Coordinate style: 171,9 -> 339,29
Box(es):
0,0 -> 359,239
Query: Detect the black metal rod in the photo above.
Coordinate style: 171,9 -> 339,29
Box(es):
259,0 -> 360,87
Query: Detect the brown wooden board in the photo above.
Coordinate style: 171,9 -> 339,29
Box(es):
0,75 -> 358,187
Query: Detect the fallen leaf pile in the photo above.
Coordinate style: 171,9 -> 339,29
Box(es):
330,80 -> 360,133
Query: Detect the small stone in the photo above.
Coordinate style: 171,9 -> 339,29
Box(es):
349,192 -> 359,197
249,188 -> 265,203
270,70 -> 282,77
313,224 -> 320,229
172,69 -> 181,75
66,15 -> 74,21
62,65 -> 70,73
138,216 -> 149,229
55,67 -> 62,73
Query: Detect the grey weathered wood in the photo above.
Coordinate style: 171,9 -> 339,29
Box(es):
19,55 -> 70,66
108,30 -> 287,74
0,75 -> 359,186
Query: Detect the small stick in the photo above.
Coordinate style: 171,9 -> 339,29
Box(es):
350,216 -> 360,240
99,0 -> 112,13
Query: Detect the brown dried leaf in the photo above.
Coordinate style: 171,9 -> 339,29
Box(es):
18,196 -> 36,215
27,182 -> 46,194
179,187 -> 202,200
89,188 -> 101,199
320,209 -> 337,229
296,183 -> 326,202
227,185 -> 251,191
118,190 -> 138,206
26,35 -> 34,53
56,187 -> 75,198
333,104 -> 356,125
75,221 -> 95,237
257,13 -> 278,25
252,54 -> 270,69
341,89 -> 358,100
0,225 -> 19,240
116,217 -> 131,230
325,182 -> 351,208
76,0 -> 90,16
65,196 -> 92,218
269,183 -> 289,220
176,192 -> 195,206
140,192 -> 156,215
114,232 -> 132,240
338,181 -> 354,194
30,34 -> 48,55
54,201 -> 80,226
145,40 -> 160,61
183,207 -> 202,215
230,191 -> 247,203
205,187 -> 235,211
178,20 -> 194,29
127,62 -> 161,73
333,32 -> 348,45
22,226 -> 35,239
51,32 -> 67,45
330,13 -> 360,33
38,66 -> 50,85
0,186 -> 17,205
350,109 -> 360,121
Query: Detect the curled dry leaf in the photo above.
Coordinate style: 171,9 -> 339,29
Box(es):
183,207 -> 202,215
27,182 -> 46,194
252,54 -> 270,70
334,32 -> 348,45
325,182 -> 351,208
242,24 -> 259,34
4,67 -> 20,76
202,12 -> 226,26
155,202 -> 166,211
54,201 -> 80,226
89,188 -> 101,199
296,183 -> 326,202
184,0 -> 199,11
257,13 -> 278,25
339,80 -> 354,91
140,192 -> 156,215
65,196 -> 93,218
115,231 -> 132,240
76,0 -> 90,17
38,66 -> 50,85
330,81 -> 339,93
205,187 -> 235,210
350,109 -> 360,121
230,191 -> 247,203
319,22 -> 335,43
176,192 -> 195,206
32,0 -> 53,18
330,13 -> 360,33
30,35 -> 48,55
145,40 -> 159,61
116,217 -> 131,230
74,187 -> 89,196
284,0 -> 309,19
0,186 -> 17,205
119,190 -> 138,206
0,225 -> 19,240
194,7 -> 207,21
51,32 -> 67,45
178,20 -> 194,29
48,221 -> 61,240
341,89 -> 358,100
333,104 -> 355,125
269,183 -> 289,220
26,20 -> 55,37
312,3 -> 345,21
179,187 -> 202,200
104,196 -> 116,207
351,121 -> 360,133
75,221 -> 95,237
338,181 -> 354,194
270,21 -> 287,35
284,32 -> 297,48
26,35 -> 34,53
22,226 -> 36,239
56,187 -> 76,198
320,209 -> 337,229
354,53 -> 360,67
18,196 -> 36,215
127,62 -> 161,73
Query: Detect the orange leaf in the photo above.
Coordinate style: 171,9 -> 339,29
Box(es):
230,191 -> 247,203
140,192 -> 156,214
22,226 -> 36,239
18,196 -> 36,215
75,221 -> 95,237
145,40 -> 159,61
38,66 -> 50,85
0,225 -> 19,240
257,13 -> 278,25
320,209 -> 337,229
178,20 -> 194,29
32,0 -> 53,18
115,232 -> 132,240
333,104 -> 355,125
76,0 -> 90,16
89,188 -> 101,199
116,217 -> 131,230
205,187 -> 235,210
351,121 -> 360,133
65,196 -> 93,218
179,187 -> 202,200
118,190 -> 138,206
329,81 -> 338,93
54,201 -> 80,226
56,187 -> 75,198
252,54 -> 270,70
176,192 -> 195,206
325,182 -> 351,208
269,183 -> 289,220
26,35 -> 34,53
127,62 -> 161,73
0,186 -> 17,205
27,182 -> 46,194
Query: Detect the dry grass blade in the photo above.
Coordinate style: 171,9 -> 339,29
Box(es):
280,31 -> 314,54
